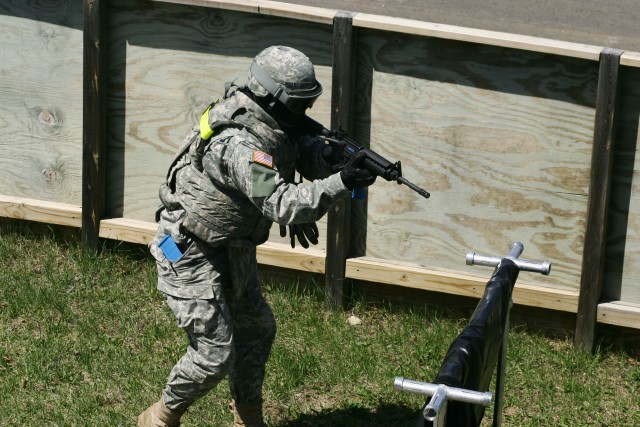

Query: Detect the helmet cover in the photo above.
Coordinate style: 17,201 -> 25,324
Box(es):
247,46 -> 323,113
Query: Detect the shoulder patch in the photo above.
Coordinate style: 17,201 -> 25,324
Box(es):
252,150 -> 273,168
250,162 -> 277,198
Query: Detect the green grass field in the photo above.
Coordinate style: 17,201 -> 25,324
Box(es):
1,225 -> 638,426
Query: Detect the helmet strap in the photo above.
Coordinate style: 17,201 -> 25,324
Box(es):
250,60 -> 285,103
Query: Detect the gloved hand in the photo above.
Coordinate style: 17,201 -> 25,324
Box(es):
321,143 -> 344,172
340,151 -> 377,190
279,222 -> 320,249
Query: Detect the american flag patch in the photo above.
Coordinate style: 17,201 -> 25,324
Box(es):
253,150 -> 273,168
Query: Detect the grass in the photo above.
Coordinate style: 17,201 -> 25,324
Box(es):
0,224 -> 638,426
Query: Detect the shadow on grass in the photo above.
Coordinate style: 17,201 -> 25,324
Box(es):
275,403 -> 421,427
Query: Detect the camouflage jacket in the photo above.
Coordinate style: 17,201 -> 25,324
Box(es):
157,84 -> 349,247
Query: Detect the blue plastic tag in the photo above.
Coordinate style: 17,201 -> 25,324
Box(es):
352,188 -> 366,200
158,235 -> 183,262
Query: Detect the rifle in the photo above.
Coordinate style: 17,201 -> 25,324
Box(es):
302,116 -> 430,199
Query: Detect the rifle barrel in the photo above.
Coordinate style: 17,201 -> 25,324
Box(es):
398,176 -> 430,199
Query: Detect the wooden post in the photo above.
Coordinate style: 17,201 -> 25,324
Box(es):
82,0 -> 108,253
575,48 -> 623,352
325,11 -> 357,309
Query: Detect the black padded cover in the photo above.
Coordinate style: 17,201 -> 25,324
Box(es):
418,259 -> 519,427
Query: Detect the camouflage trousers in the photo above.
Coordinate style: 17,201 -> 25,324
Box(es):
153,236 -> 277,413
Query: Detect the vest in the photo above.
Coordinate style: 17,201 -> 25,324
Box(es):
158,86 -> 295,246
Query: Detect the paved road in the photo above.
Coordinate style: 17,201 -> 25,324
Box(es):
283,0 -> 640,53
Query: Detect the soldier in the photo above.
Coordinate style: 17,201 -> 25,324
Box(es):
138,45 -> 376,427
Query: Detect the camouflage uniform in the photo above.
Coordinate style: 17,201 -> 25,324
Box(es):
149,81 -> 349,413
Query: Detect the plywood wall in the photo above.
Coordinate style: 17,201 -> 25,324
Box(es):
354,30 -> 599,293
105,0 -> 333,249
0,1 -> 83,205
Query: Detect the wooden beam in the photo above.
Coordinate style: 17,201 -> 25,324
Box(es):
325,11 -> 356,309
256,242 -> 326,274
82,0 -> 108,253
334,15 -> 367,260
346,256 -> 579,313
620,50 -> 640,67
0,195 -> 81,228
151,0 -> 337,24
597,302 -> 640,329
575,48 -> 623,353
330,11 -> 357,133
99,218 -> 157,245
352,13 -> 603,61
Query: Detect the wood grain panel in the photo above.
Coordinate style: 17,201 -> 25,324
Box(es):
106,0 -> 333,249
0,1 -> 83,205
355,31 -> 599,293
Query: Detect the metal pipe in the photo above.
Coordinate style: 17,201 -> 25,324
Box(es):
493,298 -> 512,427
423,385 -> 448,421
394,377 -> 493,407
507,241 -> 524,258
466,252 -> 551,275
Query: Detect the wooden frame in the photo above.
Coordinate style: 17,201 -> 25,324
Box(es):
2,0 -> 640,352
82,0 -> 108,253
575,49 -> 624,352
325,11 -> 357,308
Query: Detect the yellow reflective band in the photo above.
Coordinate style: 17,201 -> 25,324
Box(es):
200,104 -> 214,140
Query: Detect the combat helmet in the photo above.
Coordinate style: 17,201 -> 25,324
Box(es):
247,46 -> 323,114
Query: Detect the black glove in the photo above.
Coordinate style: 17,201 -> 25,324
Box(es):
279,222 -> 319,249
340,151 -> 377,190
321,144 -> 344,172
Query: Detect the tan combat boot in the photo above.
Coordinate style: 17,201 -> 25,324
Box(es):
138,397 -> 183,427
229,398 -> 266,427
